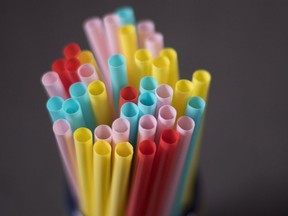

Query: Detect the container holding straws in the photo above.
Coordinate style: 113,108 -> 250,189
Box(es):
41,6 -> 211,216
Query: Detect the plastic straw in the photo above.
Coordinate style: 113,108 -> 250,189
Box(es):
119,86 -> 138,115
93,140 -> 111,216
155,84 -> 173,117
160,48 -> 179,87
69,82 -> 96,131
161,116 -> 195,216
88,80 -> 112,125
191,70 -> 211,101
65,57 -> 81,83
94,125 -> 112,144
126,140 -> 156,216
53,119 -> 80,203
139,76 -> 158,94
62,98 -> 86,132
103,13 -> 121,55
172,79 -> 193,119
77,50 -> 101,80
108,54 -> 128,113
116,6 -> 136,25
52,59 -> 72,92
138,92 -> 157,118
145,32 -> 164,58
77,63 -> 99,87
137,114 -> 157,145
63,43 -> 81,59
46,96 -> 65,122
152,56 -> 170,85
120,102 -> 139,147
73,128 -> 93,216
119,25 -> 138,87
145,129 -> 180,216
41,71 -> 69,99
135,49 -> 153,87
155,105 -> 177,144
137,20 -> 155,48
172,97 -> 205,216
107,142 -> 133,216
111,118 -> 130,149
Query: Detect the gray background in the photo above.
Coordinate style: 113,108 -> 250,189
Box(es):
1,0 -> 287,215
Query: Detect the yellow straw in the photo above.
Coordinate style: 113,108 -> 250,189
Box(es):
78,50 -> 102,80
134,49 -> 152,88
191,70 -> 211,101
160,48 -> 179,87
152,56 -> 170,85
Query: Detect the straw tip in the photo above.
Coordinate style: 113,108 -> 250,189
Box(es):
63,43 -> 81,59
65,57 -> 81,72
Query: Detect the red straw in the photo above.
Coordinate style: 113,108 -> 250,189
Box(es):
65,57 -> 81,83
52,59 -> 72,93
63,43 -> 81,59
126,140 -> 156,216
118,86 -> 138,115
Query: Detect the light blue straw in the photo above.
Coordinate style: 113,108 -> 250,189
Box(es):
172,96 -> 206,216
138,92 -> 157,118
69,82 -> 96,131
139,76 -> 158,94
108,54 -> 128,113
46,96 -> 65,122
116,6 -> 136,25
120,102 -> 139,147
62,98 -> 86,132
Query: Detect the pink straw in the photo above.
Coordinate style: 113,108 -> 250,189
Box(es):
111,118 -> 130,149
145,32 -> 164,58
155,84 -> 174,117
77,63 -> 99,87
41,71 -> 69,99
155,105 -> 177,144
53,119 -> 80,202
103,13 -> 121,55
137,114 -> 157,145
94,125 -> 112,144
137,20 -> 155,48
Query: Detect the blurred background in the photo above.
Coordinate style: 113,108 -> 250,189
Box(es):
1,0 -> 288,215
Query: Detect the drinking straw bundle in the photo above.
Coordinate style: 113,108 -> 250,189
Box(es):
41,6 -> 212,216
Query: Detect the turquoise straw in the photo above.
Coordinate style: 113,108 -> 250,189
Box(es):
139,76 -> 158,94
62,98 -> 86,132
116,6 -> 136,25
120,102 -> 139,147
108,54 -> 128,113
46,96 -> 65,122
172,96 -> 206,216
69,82 -> 96,131
138,92 -> 157,118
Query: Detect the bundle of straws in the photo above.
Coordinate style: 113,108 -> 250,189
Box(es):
41,6 -> 211,216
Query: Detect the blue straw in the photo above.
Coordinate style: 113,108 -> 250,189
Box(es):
138,92 -> 157,118
46,96 -> 65,122
108,54 -> 128,113
69,82 -> 96,131
172,96 -> 206,216
63,98 -> 86,132
116,6 -> 136,25
139,76 -> 158,94
120,102 -> 139,147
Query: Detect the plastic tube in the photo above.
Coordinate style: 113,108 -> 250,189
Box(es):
77,63 -> 99,87
63,43 -> 81,59
116,6 -> 136,25
93,140 -> 111,216
108,54 -> 128,113
69,82 -> 96,131
41,71 -> 69,99
135,49 -> 153,87
119,86 -> 138,115
52,59 -> 72,92
103,13 -> 121,55
145,32 -> 164,58
107,142 -> 134,216
138,92 -> 157,118
155,84 -> 173,117
65,57 -> 81,83
53,119 -> 80,203
94,125 -> 112,144
139,76 -> 158,94
111,118 -> 130,148
152,56 -> 170,85
191,70 -> 211,101
172,79 -> 193,119
137,20 -> 155,48
160,48 -> 179,87
88,80 -> 112,125
126,140 -> 156,216
137,114 -> 157,145
63,98 -> 86,132
155,105 -> 177,144
119,25 -> 138,87
120,102 -> 139,147
73,128 -> 93,216
46,96 -> 65,122
77,50 -> 101,80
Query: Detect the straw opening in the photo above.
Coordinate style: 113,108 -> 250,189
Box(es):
52,59 -> 66,72
161,129 -> 178,143
177,116 -> 195,131
78,64 -> 95,78
121,102 -> 138,117
63,43 -> 80,58
176,80 -> 193,92
141,76 -> 157,91
94,141 -> 111,156
159,105 -> 176,120
121,86 -> 138,100
74,128 -> 92,142
193,70 -> 211,83
115,142 -> 133,157
161,48 -> 177,59
153,56 -> 169,68
53,119 -> 70,135
147,33 -> 163,43
138,20 -> 154,32
139,115 -> 156,130
135,49 -> 152,62
139,140 -> 156,155
42,72 -> 58,86
47,96 -> 64,112
84,17 -> 102,29
104,14 -> 119,25
88,81 -> 105,96
70,82 -> 86,97
112,118 -> 130,133
95,125 -> 112,140
78,51 -> 93,63
120,25 -> 135,35
188,97 -> 205,110
108,54 -> 125,68
139,92 -> 156,107
65,58 -> 81,72
63,99 -> 80,114
156,84 -> 173,99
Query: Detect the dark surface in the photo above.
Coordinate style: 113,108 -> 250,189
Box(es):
1,0 -> 288,215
